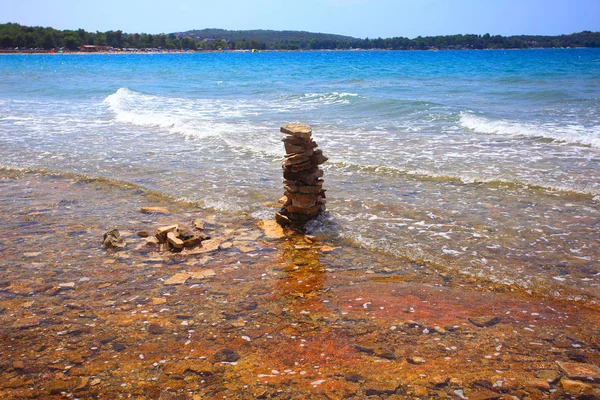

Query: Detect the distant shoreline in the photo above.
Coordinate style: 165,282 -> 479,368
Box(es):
0,47 -> 592,55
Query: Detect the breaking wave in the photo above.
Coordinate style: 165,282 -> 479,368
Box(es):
459,112 -> 600,148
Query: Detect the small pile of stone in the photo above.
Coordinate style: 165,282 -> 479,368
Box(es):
154,223 -> 209,252
275,123 -> 328,230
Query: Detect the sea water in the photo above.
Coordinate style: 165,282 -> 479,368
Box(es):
1,49 -> 599,304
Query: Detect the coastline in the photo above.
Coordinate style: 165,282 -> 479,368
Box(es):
0,47 -> 589,55
1,168 -> 599,398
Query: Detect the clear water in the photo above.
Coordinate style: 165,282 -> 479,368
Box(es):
1,49 -> 599,304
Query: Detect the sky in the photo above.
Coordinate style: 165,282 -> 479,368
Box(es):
2,0 -> 599,39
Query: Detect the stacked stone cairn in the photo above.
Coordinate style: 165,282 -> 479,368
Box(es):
275,123 -> 328,230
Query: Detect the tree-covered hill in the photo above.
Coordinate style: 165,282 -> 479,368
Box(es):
1,22 -> 599,51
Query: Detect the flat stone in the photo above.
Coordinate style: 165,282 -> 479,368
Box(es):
287,204 -> 322,215
407,356 -> 426,364
166,231 -> 184,249
189,269 -> 216,279
164,273 -> 191,285
58,282 -> 76,290
527,379 -> 550,391
281,123 -> 312,140
468,316 -> 501,328
47,379 -> 72,395
286,161 -> 314,172
112,342 -> 126,352
198,238 -> 223,253
213,349 -> 240,362
147,323 -> 167,334
234,241 -> 256,253
298,185 -> 323,194
287,192 -> 319,208
284,142 -> 305,154
23,252 -> 42,257
187,360 -> 213,375
183,236 -> 203,248
536,369 -> 561,383
192,219 -> 205,230
157,224 -> 179,235
560,378 -> 595,396
557,361 -> 600,381
257,219 -> 285,239
141,206 -> 170,214
152,297 -> 167,305
284,150 -> 313,164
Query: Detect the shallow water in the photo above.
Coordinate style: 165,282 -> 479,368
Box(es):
0,170 -> 599,399
0,50 -> 599,305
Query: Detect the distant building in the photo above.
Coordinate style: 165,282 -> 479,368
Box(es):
79,45 -> 109,52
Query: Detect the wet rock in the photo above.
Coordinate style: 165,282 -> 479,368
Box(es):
141,206 -> 170,214
365,382 -> 402,396
166,231 -> 184,249
431,375 -> 449,387
189,269 -> 216,280
257,219 -> 285,239
187,360 -> 213,375
237,300 -> 258,311
468,316 -> 501,328
112,342 -> 126,352
12,360 -> 25,370
136,230 -> 151,237
58,282 -> 76,290
73,376 -> 89,391
102,228 -> 125,249
557,361 -> 600,381
355,344 -> 375,355
192,218 -> 205,230
536,369 -> 561,383
47,379 -> 72,395
147,323 -> 167,334
345,374 -> 364,382
560,378 -> 596,396
98,334 -> 117,344
164,273 -> 191,285
407,356 -> 426,364
464,387 -> 502,399
213,349 -> 240,363
197,238 -> 223,253
527,379 -> 551,391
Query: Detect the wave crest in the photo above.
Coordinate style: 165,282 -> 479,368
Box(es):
459,112 -> 600,148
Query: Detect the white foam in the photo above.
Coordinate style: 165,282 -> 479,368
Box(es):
103,88 -> 283,157
459,112 -> 600,148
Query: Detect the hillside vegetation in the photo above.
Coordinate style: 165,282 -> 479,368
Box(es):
1,22 -> 599,51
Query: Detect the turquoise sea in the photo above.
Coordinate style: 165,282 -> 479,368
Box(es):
1,49 -> 599,304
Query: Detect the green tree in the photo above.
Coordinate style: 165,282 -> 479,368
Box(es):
63,35 -> 80,50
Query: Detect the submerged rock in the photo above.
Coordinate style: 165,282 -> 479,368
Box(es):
468,316 -> 501,328
140,206 -> 170,214
102,228 -> 125,249
557,361 -> 600,382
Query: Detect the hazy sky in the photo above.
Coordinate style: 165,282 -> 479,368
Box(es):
2,0 -> 599,38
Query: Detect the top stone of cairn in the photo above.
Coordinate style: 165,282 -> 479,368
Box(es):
280,123 -> 312,140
